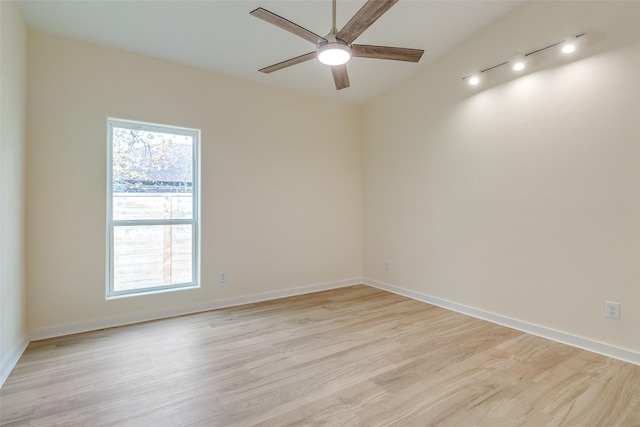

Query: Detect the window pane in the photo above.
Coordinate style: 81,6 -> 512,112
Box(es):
113,194 -> 192,220
113,224 -> 193,292
112,127 -> 193,220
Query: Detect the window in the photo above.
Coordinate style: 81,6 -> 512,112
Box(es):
107,119 -> 200,297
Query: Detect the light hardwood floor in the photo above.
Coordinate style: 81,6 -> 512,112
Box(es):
1,285 -> 639,426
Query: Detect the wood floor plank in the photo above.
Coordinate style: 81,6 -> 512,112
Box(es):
252,380 -> 389,427
1,285 -> 639,426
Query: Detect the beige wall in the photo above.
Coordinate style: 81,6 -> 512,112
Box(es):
364,1 -> 640,353
26,31 -> 363,335
0,0 -> 28,384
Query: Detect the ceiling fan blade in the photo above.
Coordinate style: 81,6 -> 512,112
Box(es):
259,52 -> 317,74
331,65 -> 350,90
352,44 -> 424,62
336,0 -> 399,44
250,8 -> 327,45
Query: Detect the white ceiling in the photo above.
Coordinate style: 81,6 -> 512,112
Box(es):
17,0 -> 525,105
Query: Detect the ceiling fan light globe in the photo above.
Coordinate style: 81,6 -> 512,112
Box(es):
317,42 -> 352,66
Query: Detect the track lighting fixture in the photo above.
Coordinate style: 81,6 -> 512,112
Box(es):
463,33 -> 586,87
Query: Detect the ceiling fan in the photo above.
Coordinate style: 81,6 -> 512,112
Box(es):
250,0 -> 424,90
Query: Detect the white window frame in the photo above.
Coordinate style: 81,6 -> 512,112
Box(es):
106,118 -> 200,298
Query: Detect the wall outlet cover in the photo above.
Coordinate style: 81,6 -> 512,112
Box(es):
605,301 -> 620,320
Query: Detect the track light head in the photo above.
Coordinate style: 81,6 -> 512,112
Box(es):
561,35 -> 578,54
468,74 -> 481,86
511,53 -> 526,71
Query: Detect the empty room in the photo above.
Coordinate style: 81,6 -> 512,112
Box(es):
1,0 -> 640,425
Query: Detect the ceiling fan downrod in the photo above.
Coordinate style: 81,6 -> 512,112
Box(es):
332,0 -> 337,33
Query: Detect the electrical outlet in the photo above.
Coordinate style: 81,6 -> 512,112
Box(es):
385,260 -> 391,270
219,272 -> 228,283
605,301 -> 620,320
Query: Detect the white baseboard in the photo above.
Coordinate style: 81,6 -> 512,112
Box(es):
0,337 -> 29,388
29,278 -> 362,341
364,278 -> 640,366
20,276 -> 639,385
